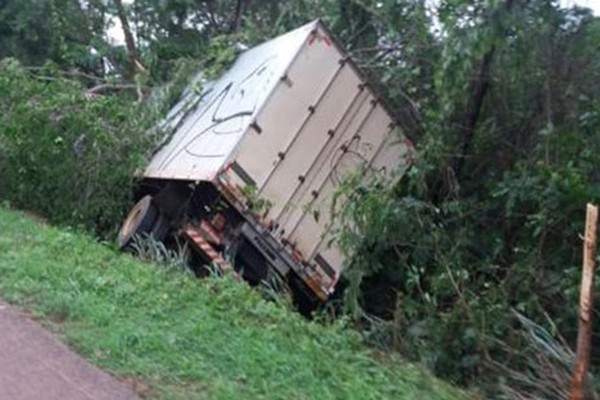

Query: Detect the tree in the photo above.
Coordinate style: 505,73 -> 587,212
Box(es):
0,0 -> 109,73
335,0 -> 600,391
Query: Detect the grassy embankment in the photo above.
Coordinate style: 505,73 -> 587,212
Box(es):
0,207 -> 468,400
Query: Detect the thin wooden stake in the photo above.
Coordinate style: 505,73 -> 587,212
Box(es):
570,203 -> 598,400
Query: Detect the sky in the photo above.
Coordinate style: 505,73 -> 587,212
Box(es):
107,0 -> 600,45
561,0 -> 600,14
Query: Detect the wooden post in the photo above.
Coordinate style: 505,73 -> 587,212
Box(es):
570,203 -> 598,400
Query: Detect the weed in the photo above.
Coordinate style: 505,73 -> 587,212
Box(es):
129,233 -> 190,274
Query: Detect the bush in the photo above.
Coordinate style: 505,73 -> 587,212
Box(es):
0,59 -> 159,237
332,127 -> 600,389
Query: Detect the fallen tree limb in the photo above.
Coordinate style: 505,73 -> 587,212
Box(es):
85,83 -> 137,96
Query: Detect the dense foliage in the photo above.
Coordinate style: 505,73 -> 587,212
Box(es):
0,60 -> 158,236
1,0 -> 600,396
333,0 -> 600,392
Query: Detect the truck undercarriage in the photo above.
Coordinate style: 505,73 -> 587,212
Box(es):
119,179 -> 323,314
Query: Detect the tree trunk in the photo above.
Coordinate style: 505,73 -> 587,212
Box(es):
453,46 -> 495,178
231,0 -> 244,33
452,0 -> 515,180
113,0 -> 145,77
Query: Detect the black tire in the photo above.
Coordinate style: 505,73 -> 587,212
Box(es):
117,195 -> 159,250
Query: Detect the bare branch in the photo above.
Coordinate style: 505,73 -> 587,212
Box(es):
85,83 -> 137,95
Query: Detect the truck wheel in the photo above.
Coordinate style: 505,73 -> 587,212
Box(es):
118,195 -> 159,250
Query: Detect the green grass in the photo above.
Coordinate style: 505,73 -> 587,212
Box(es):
0,207 -> 468,399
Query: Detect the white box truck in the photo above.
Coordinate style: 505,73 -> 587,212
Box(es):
118,20 -> 414,310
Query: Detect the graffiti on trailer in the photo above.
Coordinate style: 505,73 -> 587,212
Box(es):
329,130 -> 413,186
328,137 -> 370,186
156,56 -> 278,172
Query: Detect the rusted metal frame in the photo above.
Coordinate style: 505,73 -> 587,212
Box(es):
182,224 -> 231,272
211,176 -> 329,300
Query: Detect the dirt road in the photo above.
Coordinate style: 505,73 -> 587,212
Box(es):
0,300 -> 138,400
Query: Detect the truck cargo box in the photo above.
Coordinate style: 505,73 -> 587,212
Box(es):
142,20 -> 414,298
